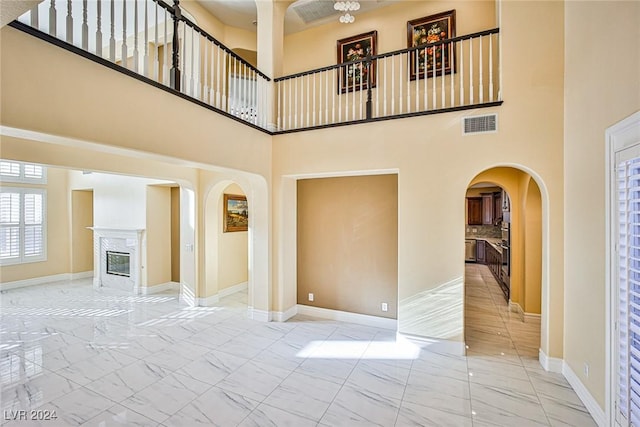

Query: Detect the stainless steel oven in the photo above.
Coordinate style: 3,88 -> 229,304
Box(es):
500,222 -> 510,275
501,222 -> 510,245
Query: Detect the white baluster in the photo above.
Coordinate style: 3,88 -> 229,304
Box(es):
360,64 -> 363,120
339,66 -> 343,122
384,56 -> 387,116
479,35 -> 484,103
109,0 -> 115,61
459,39 -> 464,106
232,58 -> 237,115
221,51 -> 226,110
391,55 -> 395,115
216,48 -> 221,108
351,66 -> 355,121
407,51 -> 411,113
288,78 -> 292,129
424,48 -> 428,109
163,8 -> 168,85
415,50 -> 419,112
133,0 -> 139,73
153,3 -> 158,80
450,42 -> 455,107
313,73 -> 317,126
294,76 -> 298,129
489,34 -> 494,102
82,0 -> 88,50
243,63 -> 248,119
30,3 -> 39,29
278,80 -> 282,130
332,68 -> 336,124
143,0 -> 149,77
441,42 -> 445,108
189,28 -> 195,97
254,72 -> 258,124
203,39 -> 209,103
469,37 -> 474,104
66,0 -> 72,44
306,73 -> 310,127
209,43 -> 214,105
398,53 -> 403,114
49,0 -> 57,38
432,46 -> 436,109
96,0 -> 102,57
121,0 -> 128,69
181,22 -> 186,91
325,71 -> 329,124
375,56 -> 379,118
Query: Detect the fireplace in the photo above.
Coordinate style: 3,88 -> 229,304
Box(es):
91,227 -> 145,293
106,251 -> 131,277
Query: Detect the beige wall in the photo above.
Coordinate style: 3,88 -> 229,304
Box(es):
297,174 -> 398,319
1,168 -> 70,283
70,190 -> 93,274
146,185 -> 172,287
171,186 -> 180,282
523,177 -> 541,315
564,0 -> 640,409
218,183 -> 248,291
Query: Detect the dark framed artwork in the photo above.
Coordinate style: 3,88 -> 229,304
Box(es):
407,10 -> 456,80
223,194 -> 248,232
336,30 -> 377,94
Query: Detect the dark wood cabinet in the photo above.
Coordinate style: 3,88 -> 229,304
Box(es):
476,239 -> 486,263
493,192 -> 502,223
482,194 -> 493,225
486,242 -> 509,301
467,197 -> 483,225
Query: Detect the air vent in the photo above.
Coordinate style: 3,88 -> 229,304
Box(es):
463,114 -> 498,135
292,0 -> 338,23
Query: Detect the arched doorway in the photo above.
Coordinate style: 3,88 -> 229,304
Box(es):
464,167 -> 544,364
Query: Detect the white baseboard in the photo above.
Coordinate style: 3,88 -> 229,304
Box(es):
218,281 -> 248,298
399,332 -> 466,356
296,305 -> 397,330
142,282 -> 180,295
539,348 -> 563,373
197,294 -> 220,307
248,307 -> 271,322
562,361 -> 605,427
1,273 -> 74,291
70,271 -> 94,280
273,305 -> 298,322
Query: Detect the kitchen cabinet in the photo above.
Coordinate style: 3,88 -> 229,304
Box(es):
494,192 -> 503,223
467,198 -> 482,225
486,242 -> 509,300
465,239 -> 477,262
482,194 -> 493,225
476,239 -> 486,263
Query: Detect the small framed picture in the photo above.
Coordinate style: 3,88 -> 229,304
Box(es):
407,10 -> 456,80
337,30 -> 377,94
223,194 -> 248,232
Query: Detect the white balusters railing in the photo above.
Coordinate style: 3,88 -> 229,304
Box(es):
14,3 -> 498,134
274,28 -> 500,132
16,0 -> 271,130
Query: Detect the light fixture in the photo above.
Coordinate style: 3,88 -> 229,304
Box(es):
334,0 -> 360,23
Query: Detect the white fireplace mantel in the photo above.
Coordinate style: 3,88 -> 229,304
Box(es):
90,227 -> 146,293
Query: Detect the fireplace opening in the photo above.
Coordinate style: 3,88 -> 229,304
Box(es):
106,251 -> 131,277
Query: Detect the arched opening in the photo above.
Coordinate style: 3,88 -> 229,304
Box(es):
464,166 -> 545,364
203,181 -> 250,311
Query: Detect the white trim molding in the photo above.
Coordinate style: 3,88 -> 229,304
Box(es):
273,305 -> 298,322
197,294 -> 220,307
142,282 -> 180,295
0,273 -> 71,291
70,271 -> 94,280
218,281 -> 248,298
563,361 -> 606,427
539,348 -> 563,373
296,305 -> 397,330
248,307 -> 271,322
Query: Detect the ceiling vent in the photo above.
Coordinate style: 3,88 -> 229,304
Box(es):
292,0 -> 338,23
462,113 -> 498,135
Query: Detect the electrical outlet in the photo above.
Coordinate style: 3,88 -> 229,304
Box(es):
308,293 -> 314,302
584,363 -> 590,377
381,303 -> 388,312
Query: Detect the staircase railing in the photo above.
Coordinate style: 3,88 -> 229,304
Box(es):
16,0 -> 271,130
273,28 -> 501,133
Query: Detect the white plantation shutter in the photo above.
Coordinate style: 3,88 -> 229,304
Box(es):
617,146 -> 640,426
0,160 -> 47,184
0,188 -> 46,264
0,162 -> 20,178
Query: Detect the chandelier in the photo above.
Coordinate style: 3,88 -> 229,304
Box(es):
334,1 -> 360,23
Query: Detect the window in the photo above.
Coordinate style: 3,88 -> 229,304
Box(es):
0,160 -> 47,184
0,188 -> 47,265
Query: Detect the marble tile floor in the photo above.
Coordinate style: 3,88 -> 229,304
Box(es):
0,268 -> 596,426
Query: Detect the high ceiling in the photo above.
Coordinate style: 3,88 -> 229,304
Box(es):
196,0 -> 397,35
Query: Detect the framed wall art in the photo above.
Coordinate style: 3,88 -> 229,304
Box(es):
223,194 -> 248,232
337,30 -> 377,94
407,10 -> 456,80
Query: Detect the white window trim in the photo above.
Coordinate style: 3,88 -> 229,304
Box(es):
0,187 -> 47,266
0,160 -> 47,184
607,111 -> 640,427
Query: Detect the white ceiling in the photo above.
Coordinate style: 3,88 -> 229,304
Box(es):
196,0 -> 397,35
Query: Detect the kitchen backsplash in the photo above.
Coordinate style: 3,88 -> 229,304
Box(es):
466,225 -> 502,238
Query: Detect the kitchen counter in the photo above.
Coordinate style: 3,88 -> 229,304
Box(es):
466,237 -> 502,253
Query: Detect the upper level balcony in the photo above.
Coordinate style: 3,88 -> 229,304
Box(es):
12,0 -> 502,134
